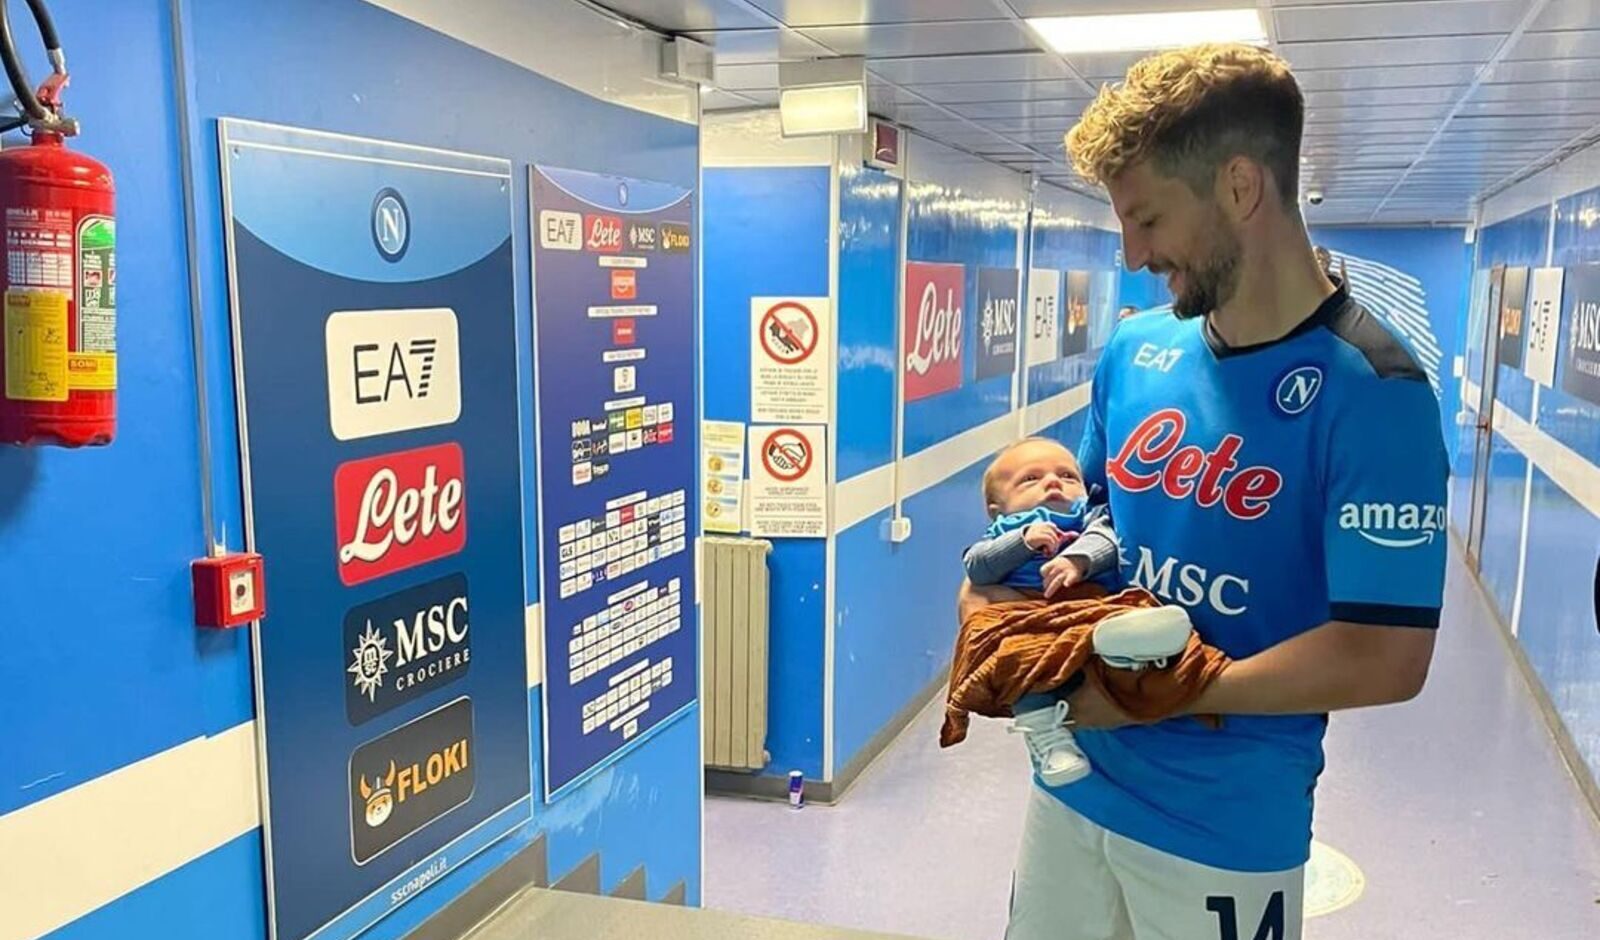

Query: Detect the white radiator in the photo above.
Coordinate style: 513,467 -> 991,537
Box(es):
701,536 -> 773,771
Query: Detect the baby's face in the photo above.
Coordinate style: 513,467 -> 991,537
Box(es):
990,441 -> 1086,515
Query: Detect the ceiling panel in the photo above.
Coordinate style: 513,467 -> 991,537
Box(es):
1457,98 -> 1600,118
743,0 -> 1007,26
868,52 -> 1072,84
951,99 -> 1087,120
1274,1 -> 1523,42
1534,0 -> 1600,32
1469,81 -> 1600,102
592,0 -> 772,31
1485,57 -> 1600,83
1279,35 -> 1502,70
710,62 -> 781,90
1005,0 -> 1245,14
1508,28 -> 1600,61
900,79 -> 1091,104
1306,85 -> 1461,107
1294,63 -> 1482,91
1304,103 -> 1452,123
797,20 -> 1035,57
683,28 -> 828,63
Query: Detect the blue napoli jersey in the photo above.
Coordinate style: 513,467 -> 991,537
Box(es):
1051,285 -> 1448,872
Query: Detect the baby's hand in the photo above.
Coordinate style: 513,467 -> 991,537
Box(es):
1041,555 -> 1090,598
1022,523 -> 1064,554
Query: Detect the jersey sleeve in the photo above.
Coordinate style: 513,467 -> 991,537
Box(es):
1077,350 -> 1112,496
1323,377 -> 1449,627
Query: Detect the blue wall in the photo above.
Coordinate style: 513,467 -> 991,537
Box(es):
1459,183 -> 1600,791
702,165 -> 832,780
4,2 -> 703,937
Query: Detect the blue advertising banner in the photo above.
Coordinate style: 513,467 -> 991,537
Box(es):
974,266 -> 1020,381
220,121 -> 530,940
1562,262 -> 1600,406
530,166 -> 698,800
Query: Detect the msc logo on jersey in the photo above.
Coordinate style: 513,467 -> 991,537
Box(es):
372,188 -> 410,262
1338,501 -> 1446,548
1273,365 -> 1323,416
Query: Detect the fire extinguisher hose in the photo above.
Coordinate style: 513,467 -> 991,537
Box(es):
0,0 -> 63,133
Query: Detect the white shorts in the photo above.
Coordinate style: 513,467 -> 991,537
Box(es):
1007,786 -> 1305,940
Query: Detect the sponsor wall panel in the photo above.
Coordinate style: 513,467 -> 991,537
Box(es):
1562,262 -> 1600,405
1498,265 -> 1529,369
974,267 -> 1020,381
530,166 -> 698,799
902,261 -> 965,402
221,122 -> 530,940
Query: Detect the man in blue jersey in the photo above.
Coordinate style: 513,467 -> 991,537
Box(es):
961,44 -> 1448,939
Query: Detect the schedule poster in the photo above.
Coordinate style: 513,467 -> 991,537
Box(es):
221,120 -> 531,940
530,166 -> 698,799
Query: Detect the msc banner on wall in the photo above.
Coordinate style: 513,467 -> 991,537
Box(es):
975,267 -> 1020,381
530,166 -> 698,800
220,121 -> 531,940
1563,262 -> 1600,406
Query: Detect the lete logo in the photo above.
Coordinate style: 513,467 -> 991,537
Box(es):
1338,501 -> 1445,548
585,214 -> 623,253
903,261 -> 964,401
1108,408 -> 1283,520
335,443 -> 467,586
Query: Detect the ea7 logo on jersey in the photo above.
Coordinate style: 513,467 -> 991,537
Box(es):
1274,365 -> 1323,416
1338,502 -> 1445,548
1108,409 -> 1283,520
1133,343 -> 1183,372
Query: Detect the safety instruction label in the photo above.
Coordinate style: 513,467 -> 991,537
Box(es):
751,296 -> 830,423
6,207 -> 72,289
4,289 -> 68,401
77,215 -> 116,354
748,424 -> 827,538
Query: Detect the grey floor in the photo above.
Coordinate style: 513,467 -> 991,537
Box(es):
705,552 -> 1600,939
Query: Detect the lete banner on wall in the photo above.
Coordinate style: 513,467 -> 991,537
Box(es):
1026,268 -> 1061,367
220,120 -> 531,940
1563,262 -> 1600,406
903,261 -> 965,401
975,267 -> 1020,381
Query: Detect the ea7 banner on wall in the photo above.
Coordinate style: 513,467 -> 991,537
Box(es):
903,261 -> 964,401
1026,268 -> 1061,367
975,267 -> 1020,381
220,121 -> 530,940
531,166 -> 698,800
1498,265 -> 1529,369
1562,263 -> 1600,406
1524,267 -> 1564,388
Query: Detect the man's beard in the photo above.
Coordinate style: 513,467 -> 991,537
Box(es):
1168,224 -> 1241,320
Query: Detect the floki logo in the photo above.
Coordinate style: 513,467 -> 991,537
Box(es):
359,762 -> 397,827
1108,409 -> 1283,521
1338,502 -> 1445,548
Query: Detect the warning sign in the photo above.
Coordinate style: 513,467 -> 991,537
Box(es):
748,424 -> 827,538
751,296 -> 831,423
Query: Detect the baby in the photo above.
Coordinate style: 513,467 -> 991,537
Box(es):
961,437 -> 1194,786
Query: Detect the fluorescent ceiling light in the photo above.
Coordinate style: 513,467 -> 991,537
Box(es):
779,83 -> 866,137
1028,9 -> 1267,55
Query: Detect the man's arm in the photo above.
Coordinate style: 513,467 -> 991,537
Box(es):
1186,620 -> 1434,715
958,578 -> 1028,622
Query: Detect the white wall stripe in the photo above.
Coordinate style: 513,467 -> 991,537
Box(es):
834,381 -> 1092,534
0,722 -> 261,940
1463,379 -> 1600,519
0,601 -> 547,940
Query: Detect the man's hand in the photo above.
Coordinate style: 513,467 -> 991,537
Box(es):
1022,522 -> 1065,554
1040,555 -> 1089,598
1064,673 -> 1140,730
957,578 -> 1028,622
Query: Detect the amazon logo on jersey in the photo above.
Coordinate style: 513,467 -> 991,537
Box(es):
1337,502 -> 1445,548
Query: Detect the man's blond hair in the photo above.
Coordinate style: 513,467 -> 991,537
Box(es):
1066,43 -> 1303,199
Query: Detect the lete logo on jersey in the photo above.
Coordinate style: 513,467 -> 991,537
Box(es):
335,443 -> 467,585
1338,501 -> 1446,548
1108,408 -> 1283,520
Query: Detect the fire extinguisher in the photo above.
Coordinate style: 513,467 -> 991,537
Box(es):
0,0 -> 114,447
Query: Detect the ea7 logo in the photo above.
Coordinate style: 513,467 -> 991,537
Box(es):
1274,365 -> 1323,416
1338,502 -> 1446,548
325,309 -> 461,441
1133,343 -> 1183,372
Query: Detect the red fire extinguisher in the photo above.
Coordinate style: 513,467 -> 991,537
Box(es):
0,0 -> 115,448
